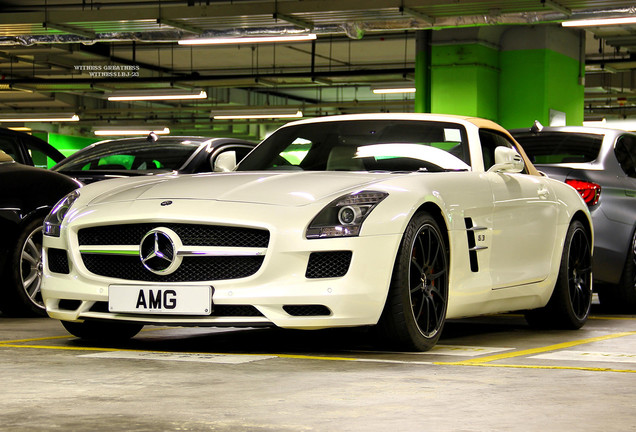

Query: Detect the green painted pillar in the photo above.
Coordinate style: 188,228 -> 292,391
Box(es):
498,26 -> 585,129
414,26 -> 584,128
426,28 -> 502,121
415,30 -> 432,113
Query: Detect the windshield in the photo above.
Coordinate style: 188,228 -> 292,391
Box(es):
53,138 -> 205,172
237,120 -> 471,172
513,132 -> 603,164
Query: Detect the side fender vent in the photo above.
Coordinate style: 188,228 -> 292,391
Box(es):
464,218 -> 487,273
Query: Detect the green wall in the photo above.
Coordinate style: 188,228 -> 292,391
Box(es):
415,28 -> 584,129
431,44 -> 500,120
36,132 -> 100,157
499,49 -> 584,129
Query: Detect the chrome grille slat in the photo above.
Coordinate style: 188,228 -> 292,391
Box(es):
77,223 -> 269,282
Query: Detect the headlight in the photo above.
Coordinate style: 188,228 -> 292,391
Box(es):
44,190 -> 80,237
306,191 -> 388,239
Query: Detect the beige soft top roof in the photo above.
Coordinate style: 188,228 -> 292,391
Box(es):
0,150 -> 14,163
465,116 -> 541,177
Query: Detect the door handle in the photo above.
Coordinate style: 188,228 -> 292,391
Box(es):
537,187 -> 549,199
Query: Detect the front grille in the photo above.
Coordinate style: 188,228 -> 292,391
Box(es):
305,251 -> 352,279
89,301 -> 263,317
48,248 -> 70,274
78,223 -> 269,248
283,305 -> 332,316
81,254 -> 264,282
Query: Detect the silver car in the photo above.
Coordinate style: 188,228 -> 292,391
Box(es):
511,123 -> 636,312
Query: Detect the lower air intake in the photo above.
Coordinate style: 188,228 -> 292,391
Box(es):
283,305 -> 332,316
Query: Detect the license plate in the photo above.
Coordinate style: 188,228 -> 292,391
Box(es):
109,285 -> 213,315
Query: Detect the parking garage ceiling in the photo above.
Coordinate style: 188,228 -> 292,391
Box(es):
0,0 -> 635,135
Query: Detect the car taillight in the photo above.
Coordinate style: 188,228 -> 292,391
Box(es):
566,179 -> 601,206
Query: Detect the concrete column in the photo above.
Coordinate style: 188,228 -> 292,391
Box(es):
499,25 -> 585,128
413,25 -> 585,128
428,27 -> 502,120
414,30 -> 432,113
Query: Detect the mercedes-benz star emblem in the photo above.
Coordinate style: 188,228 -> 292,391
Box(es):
139,227 -> 183,275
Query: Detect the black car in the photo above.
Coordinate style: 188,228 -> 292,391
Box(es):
0,127 -> 66,168
52,135 -> 256,184
0,151 -> 81,316
511,123 -> 636,311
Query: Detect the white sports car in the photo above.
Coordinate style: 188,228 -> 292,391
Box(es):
42,114 -> 593,351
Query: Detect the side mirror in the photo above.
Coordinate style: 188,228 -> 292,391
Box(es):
487,146 -> 524,173
213,151 -> 237,172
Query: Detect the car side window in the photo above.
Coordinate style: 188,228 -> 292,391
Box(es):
479,129 -> 527,173
479,130 -> 510,171
0,135 -> 23,163
25,145 -> 55,169
615,135 -> 636,178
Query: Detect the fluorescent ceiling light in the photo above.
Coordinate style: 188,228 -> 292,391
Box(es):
211,109 -> 303,120
371,83 -> 416,94
179,34 -> 317,45
0,113 -> 79,122
562,16 -> 636,27
108,88 -> 207,101
372,87 -> 416,94
8,127 -> 32,132
93,127 -> 170,136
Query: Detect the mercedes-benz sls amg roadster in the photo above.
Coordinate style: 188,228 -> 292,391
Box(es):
42,114 -> 593,351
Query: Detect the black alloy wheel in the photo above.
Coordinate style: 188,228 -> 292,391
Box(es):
408,222 -> 449,340
525,220 -> 592,329
378,212 -> 449,351
566,224 -> 593,322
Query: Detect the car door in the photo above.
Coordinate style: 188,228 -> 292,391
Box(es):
480,129 -> 559,289
614,134 -> 636,200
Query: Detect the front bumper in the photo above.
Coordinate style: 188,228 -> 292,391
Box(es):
41,199 -> 403,330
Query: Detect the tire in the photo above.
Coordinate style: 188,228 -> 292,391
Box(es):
61,320 -> 143,342
525,220 -> 592,329
0,216 -> 47,317
597,229 -> 636,312
377,212 -> 449,351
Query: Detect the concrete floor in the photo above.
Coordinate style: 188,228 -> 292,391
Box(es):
1,305 -> 635,432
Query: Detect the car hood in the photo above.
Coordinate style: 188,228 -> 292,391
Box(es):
86,171 -> 389,207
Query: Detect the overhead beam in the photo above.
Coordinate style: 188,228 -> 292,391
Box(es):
400,6 -> 434,25
42,22 -> 96,39
0,67 -> 416,86
273,12 -> 314,30
541,0 -> 571,16
156,18 -> 203,35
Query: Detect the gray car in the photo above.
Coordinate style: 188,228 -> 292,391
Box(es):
511,123 -> 636,312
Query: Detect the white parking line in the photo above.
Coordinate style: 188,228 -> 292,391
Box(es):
349,345 -> 514,356
531,350 -> 636,364
80,351 -> 277,364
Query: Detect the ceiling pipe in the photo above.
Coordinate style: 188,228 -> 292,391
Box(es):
4,7 -> 636,46
0,67 -> 416,87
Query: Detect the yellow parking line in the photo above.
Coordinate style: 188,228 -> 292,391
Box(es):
3,331 -> 636,372
1,344 -> 118,352
436,331 -> 636,371
449,363 -> 636,373
0,335 -> 72,344
589,315 -> 636,320
0,341 -> 359,362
